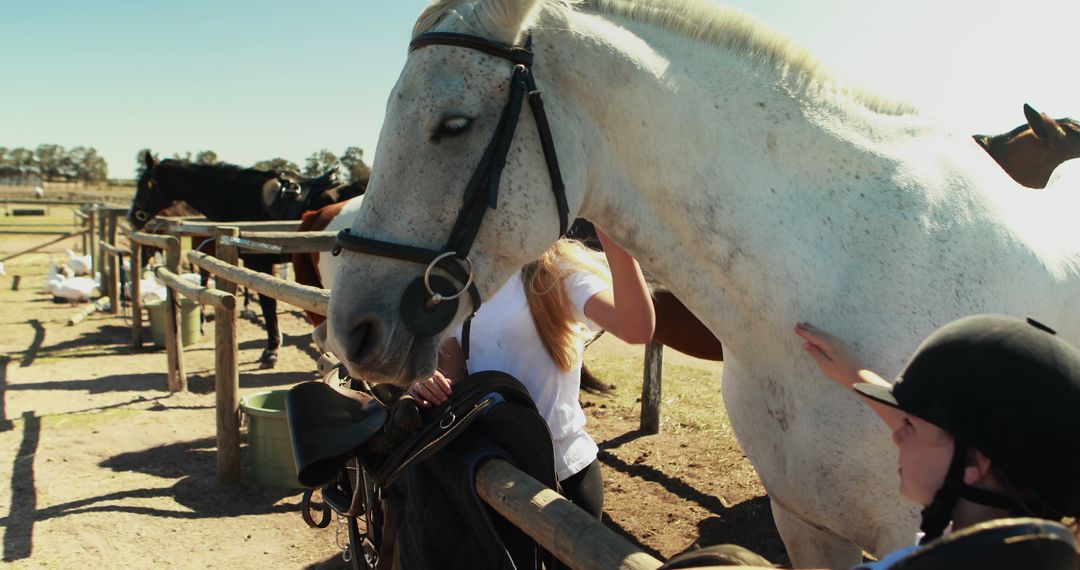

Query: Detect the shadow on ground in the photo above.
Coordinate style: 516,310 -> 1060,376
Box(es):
598,429 -> 789,566
0,437 -> 302,537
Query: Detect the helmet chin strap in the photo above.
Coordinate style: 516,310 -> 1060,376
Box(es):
918,441 -> 1019,544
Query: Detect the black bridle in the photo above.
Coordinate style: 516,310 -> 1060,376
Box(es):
130,173 -> 167,228
332,31 -> 570,338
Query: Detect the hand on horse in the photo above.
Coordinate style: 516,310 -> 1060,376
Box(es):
407,370 -> 454,407
794,322 -> 866,389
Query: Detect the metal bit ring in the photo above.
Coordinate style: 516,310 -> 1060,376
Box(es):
423,252 -> 473,304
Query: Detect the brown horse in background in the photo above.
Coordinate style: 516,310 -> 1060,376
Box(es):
975,104 -> 1080,189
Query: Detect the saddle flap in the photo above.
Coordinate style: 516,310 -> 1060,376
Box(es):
894,517 -> 1080,570
286,381 -> 387,488
371,370 -> 537,487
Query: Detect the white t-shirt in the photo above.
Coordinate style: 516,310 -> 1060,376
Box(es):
452,269 -> 608,481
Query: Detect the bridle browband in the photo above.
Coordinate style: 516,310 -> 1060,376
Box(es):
332,31 -> 570,338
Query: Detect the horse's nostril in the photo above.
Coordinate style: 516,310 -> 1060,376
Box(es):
346,321 -> 379,367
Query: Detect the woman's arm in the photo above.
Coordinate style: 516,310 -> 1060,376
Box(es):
407,337 -> 467,407
583,226 -> 656,344
795,322 -> 906,431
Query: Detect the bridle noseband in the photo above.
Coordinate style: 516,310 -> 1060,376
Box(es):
131,176 -> 159,224
332,31 -> 570,338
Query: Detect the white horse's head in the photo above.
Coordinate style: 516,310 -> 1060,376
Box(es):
327,0 -> 587,384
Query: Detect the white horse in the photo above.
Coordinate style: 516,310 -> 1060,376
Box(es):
325,0 -> 1080,566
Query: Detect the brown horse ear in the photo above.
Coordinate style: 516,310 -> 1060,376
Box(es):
143,151 -> 157,170
1024,103 -> 1067,147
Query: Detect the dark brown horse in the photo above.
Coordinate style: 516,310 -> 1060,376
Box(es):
975,104 -> 1080,189
129,152 -> 365,366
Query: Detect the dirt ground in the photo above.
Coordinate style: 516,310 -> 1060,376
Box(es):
0,230 -> 786,568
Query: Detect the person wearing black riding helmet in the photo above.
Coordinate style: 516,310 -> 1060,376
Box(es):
788,314 -> 1080,569
662,314 -> 1080,570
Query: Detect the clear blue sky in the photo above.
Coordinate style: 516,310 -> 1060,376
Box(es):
3,0 -> 1077,179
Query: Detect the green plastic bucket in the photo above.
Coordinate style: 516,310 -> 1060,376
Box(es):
146,297 -> 202,347
240,390 -> 302,488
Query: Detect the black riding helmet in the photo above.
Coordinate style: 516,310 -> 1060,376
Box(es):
854,314 -> 1080,540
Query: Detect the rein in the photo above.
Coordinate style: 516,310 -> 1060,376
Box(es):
332,31 -> 570,339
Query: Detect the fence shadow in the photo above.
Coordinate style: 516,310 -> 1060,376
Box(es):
237,331 -> 322,364
20,320 -> 45,367
3,411 -> 40,562
302,553 -> 350,569
0,437 -> 301,530
26,324 -> 134,362
0,357 -> 11,432
597,429 -> 789,567
187,371 -> 316,394
3,372 -> 173,394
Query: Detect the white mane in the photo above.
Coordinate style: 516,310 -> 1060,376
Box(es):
413,0 -> 917,116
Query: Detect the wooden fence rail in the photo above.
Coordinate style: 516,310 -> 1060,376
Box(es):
188,250 -> 329,316
168,220 -> 303,237
477,459 -> 664,570
0,229 -> 89,263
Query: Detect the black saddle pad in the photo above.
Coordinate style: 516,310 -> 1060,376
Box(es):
894,517 -> 1079,570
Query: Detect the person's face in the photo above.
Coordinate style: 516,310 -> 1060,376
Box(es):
892,414 -> 955,506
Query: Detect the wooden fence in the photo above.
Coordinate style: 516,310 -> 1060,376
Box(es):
124,222 -> 667,569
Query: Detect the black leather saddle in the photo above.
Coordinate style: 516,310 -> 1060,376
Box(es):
892,517 -> 1079,570
263,167 -> 342,221
658,517 -> 1079,569
286,368 -> 543,489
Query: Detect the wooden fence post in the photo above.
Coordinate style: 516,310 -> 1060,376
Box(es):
164,237 -> 186,392
80,207 -> 90,254
95,206 -> 107,277
107,212 -> 120,314
640,340 -> 663,434
131,240 -> 143,347
87,207 -> 98,274
215,226 -> 241,482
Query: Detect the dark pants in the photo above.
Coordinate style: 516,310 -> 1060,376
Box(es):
559,459 -> 604,519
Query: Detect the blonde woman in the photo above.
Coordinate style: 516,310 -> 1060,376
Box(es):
408,226 -> 655,518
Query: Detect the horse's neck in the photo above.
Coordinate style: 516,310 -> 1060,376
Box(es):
544,12 -> 931,347
159,165 -> 251,221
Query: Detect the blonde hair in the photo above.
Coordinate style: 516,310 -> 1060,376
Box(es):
521,238 -> 611,371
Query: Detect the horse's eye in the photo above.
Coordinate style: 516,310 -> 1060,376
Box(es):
432,117 -> 472,142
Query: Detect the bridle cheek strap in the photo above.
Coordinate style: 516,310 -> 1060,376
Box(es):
332,31 -> 570,338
